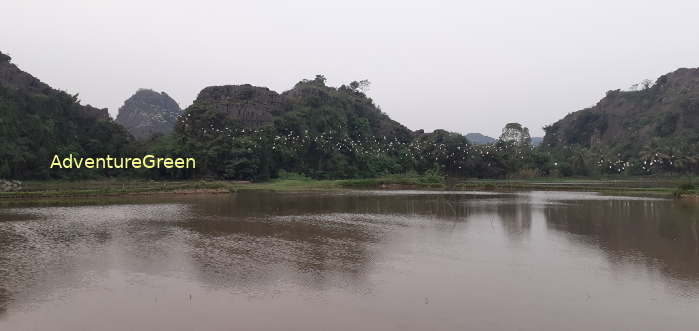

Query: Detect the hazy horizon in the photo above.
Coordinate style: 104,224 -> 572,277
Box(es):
2,0 -> 698,137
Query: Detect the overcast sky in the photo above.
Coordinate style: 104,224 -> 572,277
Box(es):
2,0 -> 698,137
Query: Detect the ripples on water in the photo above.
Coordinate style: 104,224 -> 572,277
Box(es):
0,191 -> 697,330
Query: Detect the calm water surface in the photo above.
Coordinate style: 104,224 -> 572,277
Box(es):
0,190 -> 698,330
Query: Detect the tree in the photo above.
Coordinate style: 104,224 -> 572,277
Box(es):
313,74 -> 327,86
349,80 -> 371,93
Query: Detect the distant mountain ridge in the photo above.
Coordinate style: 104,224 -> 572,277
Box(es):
531,137 -> 543,146
466,132 -> 543,146
465,133 -> 496,145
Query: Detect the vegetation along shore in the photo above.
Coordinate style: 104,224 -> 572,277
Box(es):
1,174 -> 697,207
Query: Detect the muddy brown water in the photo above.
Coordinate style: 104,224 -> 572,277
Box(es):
0,190 -> 697,330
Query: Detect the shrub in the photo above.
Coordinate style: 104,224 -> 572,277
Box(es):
678,183 -> 695,191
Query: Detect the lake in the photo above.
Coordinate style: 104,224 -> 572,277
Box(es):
0,190 -> 697,330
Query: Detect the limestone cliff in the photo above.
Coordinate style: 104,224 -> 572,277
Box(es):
116,89 -> 182,139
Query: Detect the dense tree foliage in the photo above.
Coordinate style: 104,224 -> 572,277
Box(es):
0,86 -> 132,179
541,70 -> 699,176
170,77 -> 414,180
163,79 -> 566,181
3,70 -> 697,182
130,76 -> 699,181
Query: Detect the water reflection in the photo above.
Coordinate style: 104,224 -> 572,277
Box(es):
545,199 -> 699,285
0,191 -> 697,330
180,213 -> 382,291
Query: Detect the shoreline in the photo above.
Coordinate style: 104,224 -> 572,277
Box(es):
1,177 -> 697,206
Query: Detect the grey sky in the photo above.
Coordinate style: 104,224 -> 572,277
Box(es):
2,0 -> 698,137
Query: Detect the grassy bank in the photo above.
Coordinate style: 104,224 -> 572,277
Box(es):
1,175 -> 697,204
455,178 -> 699,197
0,179 -> 232,198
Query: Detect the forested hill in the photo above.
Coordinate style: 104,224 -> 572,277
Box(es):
0,51 -> 132,179
543,68 -> 699,156
174,75 -> 414,179
278,76 -> 412,141
178,75 -> 410,141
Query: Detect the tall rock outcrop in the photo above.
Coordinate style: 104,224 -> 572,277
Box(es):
498,123 -> 532,145
177,84 -> 286,137
116,89 -> 182,139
